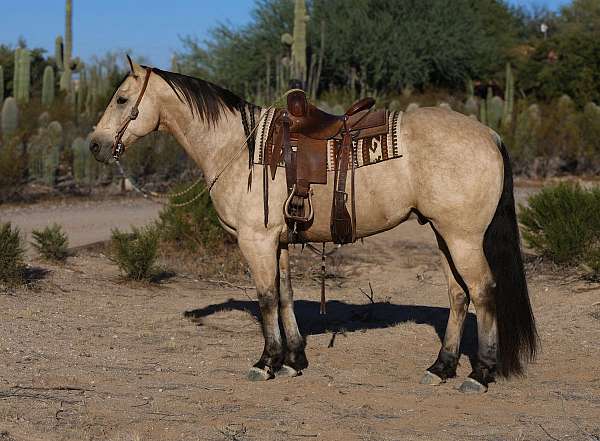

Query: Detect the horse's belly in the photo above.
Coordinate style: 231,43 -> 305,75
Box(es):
301,159 -> 413,242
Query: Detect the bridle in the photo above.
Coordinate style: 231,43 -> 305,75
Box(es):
112,67 -> 152,160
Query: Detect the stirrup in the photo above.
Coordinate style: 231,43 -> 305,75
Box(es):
284,185 -> 314,223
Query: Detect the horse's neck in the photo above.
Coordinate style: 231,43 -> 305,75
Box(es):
161,100 -> 250,189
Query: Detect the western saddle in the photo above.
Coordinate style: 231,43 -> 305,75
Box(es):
263,90 -> 389,244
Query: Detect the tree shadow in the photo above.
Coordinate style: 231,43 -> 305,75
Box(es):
184,299 -> 478,359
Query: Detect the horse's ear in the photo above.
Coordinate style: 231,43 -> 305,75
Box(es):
125,54 -> 144,77
126,54 -> 135,74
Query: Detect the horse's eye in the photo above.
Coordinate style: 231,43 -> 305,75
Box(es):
116,96 -> 128,105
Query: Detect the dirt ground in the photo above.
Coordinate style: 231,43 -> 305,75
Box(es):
0,190 -> 599,441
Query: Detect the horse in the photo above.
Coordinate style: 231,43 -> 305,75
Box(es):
89,58 -> 538,393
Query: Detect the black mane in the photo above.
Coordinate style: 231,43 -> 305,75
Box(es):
148,67 -> 247,126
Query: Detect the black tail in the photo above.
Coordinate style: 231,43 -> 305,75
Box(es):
484,137 -> 538,377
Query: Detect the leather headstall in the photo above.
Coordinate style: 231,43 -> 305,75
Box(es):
112,67 -> 152,160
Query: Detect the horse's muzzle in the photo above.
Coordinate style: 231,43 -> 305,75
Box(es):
89,137 -> 114,164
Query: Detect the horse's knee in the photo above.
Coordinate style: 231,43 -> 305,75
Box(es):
257,288 -> 278,310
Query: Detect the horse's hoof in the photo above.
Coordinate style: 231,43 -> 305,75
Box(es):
420,371 -> 444,386
458,377 -> 488,394
247,366 -> 273,381
275,364 -> 301,378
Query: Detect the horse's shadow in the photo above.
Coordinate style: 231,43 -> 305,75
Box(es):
184,299 -> 478,358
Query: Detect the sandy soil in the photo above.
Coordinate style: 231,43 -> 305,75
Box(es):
0,194 -> 599,441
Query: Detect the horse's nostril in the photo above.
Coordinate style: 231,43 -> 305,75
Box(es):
90,142 -> 100,154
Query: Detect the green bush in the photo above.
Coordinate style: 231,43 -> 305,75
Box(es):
0,222 -> 26,286
157,181 -> 227,251
519,183 -> 600,275
31,224 -> 69,261
110,226 -> 159,281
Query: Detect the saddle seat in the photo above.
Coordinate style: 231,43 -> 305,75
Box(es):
286,90 -> 377,139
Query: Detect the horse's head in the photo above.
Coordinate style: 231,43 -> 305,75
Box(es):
89,56 -> 160,163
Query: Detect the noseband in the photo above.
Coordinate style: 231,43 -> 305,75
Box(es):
112,67 -> 152,160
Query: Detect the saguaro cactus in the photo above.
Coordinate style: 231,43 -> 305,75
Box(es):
488,96 -> 504,131
72,136 -> 88,184
55,36 -> 64,71
291,0 -> 308,85
13,48 -> 31,103
56,0 -> 80,92
502,63 -> 515,128
42,66 -> 55,107
514,104 -> 542,161
13,48 -> 21,101
1,97 -> 19,138
73,134 -> 100,185
44,121 -> 64,185
16,49 -> 29,103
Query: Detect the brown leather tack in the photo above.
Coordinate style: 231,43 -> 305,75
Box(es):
296,136 -> 327,185
264,90 -> 391,244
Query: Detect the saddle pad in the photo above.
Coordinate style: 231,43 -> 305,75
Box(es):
256,108 -> 404,172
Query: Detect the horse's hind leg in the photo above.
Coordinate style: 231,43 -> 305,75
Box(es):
276,245 -> 308,377
439,231 -> 498,393
421,229 -> 470,385
238,233 -> 284,381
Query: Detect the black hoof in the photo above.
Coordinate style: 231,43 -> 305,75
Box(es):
247,366 -> 274,381
420,371 -> 444,386
275,364 -> 302,378
459,377 -> 488,393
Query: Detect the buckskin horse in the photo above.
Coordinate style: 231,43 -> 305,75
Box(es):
89,58 -> 537,393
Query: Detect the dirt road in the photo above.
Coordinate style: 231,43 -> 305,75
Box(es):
0,194 -> 599,441
0,197 -> 162,253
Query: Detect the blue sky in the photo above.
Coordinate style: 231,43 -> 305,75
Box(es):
1,0 -> 571,69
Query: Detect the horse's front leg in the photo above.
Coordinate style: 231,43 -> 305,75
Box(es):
238,232 -> 283,381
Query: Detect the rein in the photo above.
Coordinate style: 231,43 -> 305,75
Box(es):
112,99 -> 273,207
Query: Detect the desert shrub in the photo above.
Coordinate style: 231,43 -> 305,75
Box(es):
110,226 -> 159,280
157,181 -> 227,251
0,222 -> 26,286
31,224 -> 69,261
519,183 -> 600,273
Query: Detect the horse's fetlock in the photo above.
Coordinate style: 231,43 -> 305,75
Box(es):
428,351 -> 459,379
285,348 -> 308,371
